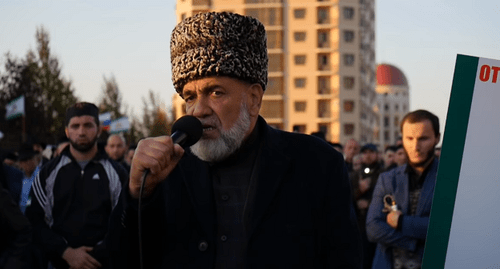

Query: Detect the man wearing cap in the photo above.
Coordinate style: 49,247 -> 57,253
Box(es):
366,110 -> 440,269
109,12 -> 361,269
26,102 -> 128,269
350,143 -> 382,269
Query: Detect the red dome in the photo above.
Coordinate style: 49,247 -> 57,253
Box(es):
377,64 -> 408,86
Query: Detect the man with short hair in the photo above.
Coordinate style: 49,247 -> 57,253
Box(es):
105,134 -> 129,171
26,102 -> 128,269
383,146 -> 397,171
394,145 -> 407,166
344,138 -> 361,173
17,144 -> 43,214
109,12 -> 361,269
366,109 -> 441,269
124,144 -> 136,167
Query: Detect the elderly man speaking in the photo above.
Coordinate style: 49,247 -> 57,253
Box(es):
108,12 -> 362,269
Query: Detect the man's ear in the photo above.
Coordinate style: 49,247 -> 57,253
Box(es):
247,84 -> 264,117
65,128 -> 69,138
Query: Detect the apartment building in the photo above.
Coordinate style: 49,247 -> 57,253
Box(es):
172,0 -> 377,145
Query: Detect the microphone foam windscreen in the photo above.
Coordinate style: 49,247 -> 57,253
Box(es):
171,115 -> 203,147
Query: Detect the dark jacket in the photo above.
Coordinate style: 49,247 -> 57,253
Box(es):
25,147 -> 128,269
366,159 -> 438,269
0,181 -> 33,269
0,163 -> 24,205
109,117 -> 362,268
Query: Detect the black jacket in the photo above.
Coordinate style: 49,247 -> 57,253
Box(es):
0,181 -> 33,269
25,147 -> 128,268
109,117 -> 362,268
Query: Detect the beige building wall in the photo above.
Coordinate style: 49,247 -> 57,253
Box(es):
173,0 -> 377,145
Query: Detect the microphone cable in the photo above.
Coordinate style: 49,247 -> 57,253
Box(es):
138,169 -> 149,269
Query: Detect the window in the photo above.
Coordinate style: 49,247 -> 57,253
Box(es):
318,31 -> 329,48
384,104 -> 389,111
384,116 -> 389,127
268,54 -> 283,72
245,8 -> 282,26
181,13 -> 187,20
344,100 -> 354,112
318,124 -> 328,137
384,131 -> 390,142
318,77 -> 330,94
343,7 -> 354,19
293,125 -> 306,133
294,78 -> 306,88
266,77 -> 283,95
317,8 -> 329,24
318,54 -> 329,71
343,54 -> 355,66
394,116 -> 399,127
294,32 -> 306,42
343,30 -> 354,42
294,8 -> 306,19
294,55 -> 306,65
344,123 -> 354,135
395,104 -> 399,111
343,77 -> 355,89
294,101 -> 307,112
267,30 -> 283,49
318,100 -> 330,118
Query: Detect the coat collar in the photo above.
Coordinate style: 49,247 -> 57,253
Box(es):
395,158 -> 439,215
180,116 -> 292,240
243,118 -> 291,239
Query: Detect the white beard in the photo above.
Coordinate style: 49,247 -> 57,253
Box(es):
190,102 -> 251,163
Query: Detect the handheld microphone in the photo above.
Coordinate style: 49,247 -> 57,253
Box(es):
170,115 -> 203,148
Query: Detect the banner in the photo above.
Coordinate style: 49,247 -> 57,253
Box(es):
423,55 -> 500,268
5,95 -> 25,120
109,117 -> 130,133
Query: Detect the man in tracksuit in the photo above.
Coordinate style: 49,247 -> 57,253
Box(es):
26,102 -> 128,269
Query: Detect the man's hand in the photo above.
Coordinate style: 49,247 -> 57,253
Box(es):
358,177 -> 371,194
129,136 -> 185,199
386,210 -> 402,229
62,246 -> 101,269
357,199 -> 369,210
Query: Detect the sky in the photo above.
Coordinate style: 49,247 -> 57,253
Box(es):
1,0 -> 500,140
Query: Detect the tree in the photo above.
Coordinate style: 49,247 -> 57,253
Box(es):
0,26 -> 77,148
27,26 -> 78,138
149,107 -> 171,137
98,75 -> 124,119
140,90 -> 172,137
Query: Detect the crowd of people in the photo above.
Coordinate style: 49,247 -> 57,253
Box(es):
327,111 -> 441,269
1,11 -> 441,269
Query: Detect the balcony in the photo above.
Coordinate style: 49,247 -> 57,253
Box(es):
192,0 -> 210,6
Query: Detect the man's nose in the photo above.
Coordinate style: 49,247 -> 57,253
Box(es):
191,97 -> 212,118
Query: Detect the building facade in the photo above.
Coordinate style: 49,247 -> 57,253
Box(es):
375,63 -> 410,149
172,0 -> 377,145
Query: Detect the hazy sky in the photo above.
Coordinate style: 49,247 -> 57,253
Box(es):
1,0 -> 499,139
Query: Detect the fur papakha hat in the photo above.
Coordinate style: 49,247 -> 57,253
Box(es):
170,12 -> 268,93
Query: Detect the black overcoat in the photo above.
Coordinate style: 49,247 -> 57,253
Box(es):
109,117 -> 362,268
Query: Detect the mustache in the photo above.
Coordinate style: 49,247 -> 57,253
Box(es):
198,117 -> 220,127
